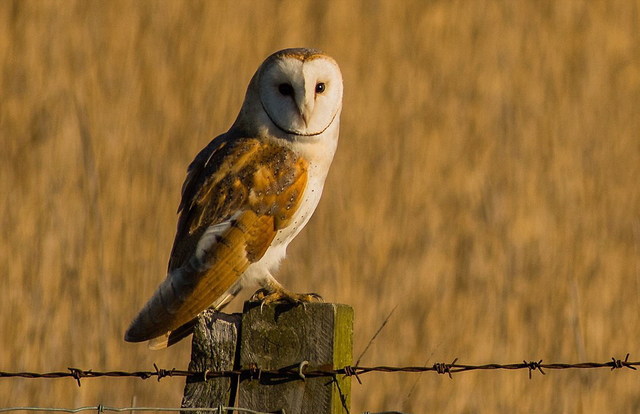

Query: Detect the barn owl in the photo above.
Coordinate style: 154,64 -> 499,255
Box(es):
125,48 -> 343,349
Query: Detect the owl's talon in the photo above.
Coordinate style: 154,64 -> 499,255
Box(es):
250,288 -> 269,303
250,287 -> 323,307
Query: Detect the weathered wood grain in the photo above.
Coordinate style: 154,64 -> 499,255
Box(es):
181,311 -> 241,413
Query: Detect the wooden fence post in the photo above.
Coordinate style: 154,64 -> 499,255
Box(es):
181,312 -> 241,412
239,302 -> 353,414
182,302 -> 353,414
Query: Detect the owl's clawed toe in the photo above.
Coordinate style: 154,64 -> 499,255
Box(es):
250,287 -> 323,306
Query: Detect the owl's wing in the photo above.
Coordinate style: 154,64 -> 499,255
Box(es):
125,136 -> 308,343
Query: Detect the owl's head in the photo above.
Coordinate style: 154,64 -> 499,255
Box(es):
236,48 -> 343,138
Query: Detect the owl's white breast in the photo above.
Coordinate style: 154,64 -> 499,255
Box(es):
244,123 -> 339,283
273,159 -> 327,247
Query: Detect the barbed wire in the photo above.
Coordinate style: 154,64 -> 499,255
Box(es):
1,356 -> 637,414
0,406 -> 403,414
0,406 -> 274,413
0,354 -> 637,386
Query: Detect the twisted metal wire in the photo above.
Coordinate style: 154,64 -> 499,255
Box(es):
0,406 -> 275,413
1,354 -> 637,386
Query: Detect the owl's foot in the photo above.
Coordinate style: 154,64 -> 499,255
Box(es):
250,287 -> 323,306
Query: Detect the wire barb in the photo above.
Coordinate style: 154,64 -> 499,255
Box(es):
247,363 -> 262,381
432,358 -> 457,379
67,368 -> 83,387
523,360 -> 545,379
153,363 -> 175,382
610,353 -> 636,371
343,365 -> 362,384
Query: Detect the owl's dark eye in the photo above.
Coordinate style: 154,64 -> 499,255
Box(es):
278,83 -> 294,96
315,82 -> 326,94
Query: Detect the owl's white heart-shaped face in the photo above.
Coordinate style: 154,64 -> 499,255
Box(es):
257,50 -> 343,137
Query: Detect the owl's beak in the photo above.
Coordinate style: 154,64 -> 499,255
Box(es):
295,94 -> 314,127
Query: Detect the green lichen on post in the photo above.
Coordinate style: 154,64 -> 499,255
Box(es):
332,304 -> 353,413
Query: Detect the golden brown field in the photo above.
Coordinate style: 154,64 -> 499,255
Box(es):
2,0 -> 640,412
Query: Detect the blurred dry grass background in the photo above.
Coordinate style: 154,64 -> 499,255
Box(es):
1,0 -> 640,412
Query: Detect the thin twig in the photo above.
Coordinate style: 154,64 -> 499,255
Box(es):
355,305 -> 398,367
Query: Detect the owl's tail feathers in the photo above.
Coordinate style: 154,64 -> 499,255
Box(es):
125,264 -> 244,348
145,284 -> 242,350
147,318 -> 198,350
125,210 -> 268,346
124,265 -> 200,344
